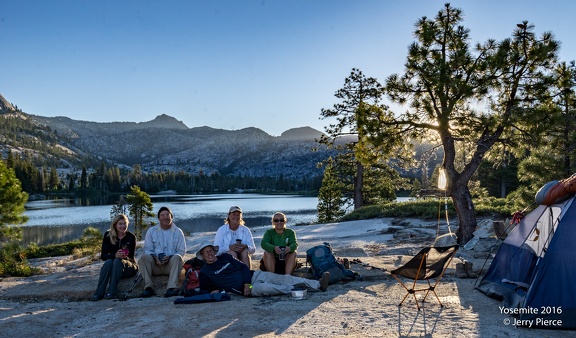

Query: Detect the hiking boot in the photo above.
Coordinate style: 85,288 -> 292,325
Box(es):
455,263 -> 468,278
343,258 -> 351,269
292,283 -> 308,290
319,271 -> 330,292
91,294 -> 103,301
164,288 -> 180,298
104,293 -> 116,300
464,260 -> 478,278
140,287 -> 156,298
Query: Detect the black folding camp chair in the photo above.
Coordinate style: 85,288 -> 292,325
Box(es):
391,245 -> 458,310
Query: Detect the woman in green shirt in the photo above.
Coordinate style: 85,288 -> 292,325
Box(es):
260,212 -> 298,275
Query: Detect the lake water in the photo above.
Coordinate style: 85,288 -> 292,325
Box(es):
19,194 -> 413,247
20,194 -> 320,246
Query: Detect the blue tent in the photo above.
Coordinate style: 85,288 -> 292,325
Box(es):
476,196 -> 576,329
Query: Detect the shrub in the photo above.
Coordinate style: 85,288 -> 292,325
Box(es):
26,240 -> 83,259
341,198 -> 455,221
80,227 -> 102,249
0,241 -> 41,277
340,197 -> 516,222
25,227 -> 102,259
474,196 -> 518,218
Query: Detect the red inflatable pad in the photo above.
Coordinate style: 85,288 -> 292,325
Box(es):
541,175 -> 576,205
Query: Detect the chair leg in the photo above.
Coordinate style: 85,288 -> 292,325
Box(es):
422,281 -> 444,307
425,256 -> 454,307
392,262 -> 426,310
430,289 -> 444,307
393,274 -> 421,310
397,275 -> 448,309
411,292 -> 421,311
398,291 -> 411,307
427,277 -> 454,306
398,290 -> 422,310
421,281 -> 432,303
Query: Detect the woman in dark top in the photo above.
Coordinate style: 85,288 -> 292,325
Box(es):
91,214 -> 138,300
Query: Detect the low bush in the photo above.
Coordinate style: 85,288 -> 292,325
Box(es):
0,241 -> 42,277
26,227 -> 102,259
341,198 -> 454,221
0,227 -> 102,277
340,197 -> 516,222
473,196 -> 519,218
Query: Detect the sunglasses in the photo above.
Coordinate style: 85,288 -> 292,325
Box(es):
273,219 -> 285,223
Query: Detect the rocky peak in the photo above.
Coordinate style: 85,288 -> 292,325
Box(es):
0,93 -> 15,112
138,114 -> 189,129
279,126 -> 325,141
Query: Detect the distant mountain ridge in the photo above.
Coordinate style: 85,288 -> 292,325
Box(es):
0,91 -> 334,178
0,96 -> 331,178
29,113 -> 323,140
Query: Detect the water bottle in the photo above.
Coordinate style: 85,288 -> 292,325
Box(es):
279,246 -> 286,261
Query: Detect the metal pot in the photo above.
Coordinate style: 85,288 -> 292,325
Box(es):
290,288 -> 307,300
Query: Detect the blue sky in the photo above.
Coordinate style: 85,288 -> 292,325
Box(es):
1,1 -> 575,136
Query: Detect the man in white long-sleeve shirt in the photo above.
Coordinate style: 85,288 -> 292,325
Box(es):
138,206 -> 186,298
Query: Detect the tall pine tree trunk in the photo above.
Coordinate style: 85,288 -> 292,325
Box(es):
452,179 -> 477,245
354,162 -> 364,210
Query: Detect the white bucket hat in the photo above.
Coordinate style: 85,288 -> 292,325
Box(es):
196,241 -> 219,261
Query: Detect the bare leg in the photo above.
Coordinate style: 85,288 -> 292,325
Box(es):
284,252 -> 297,275
262,251 -> 276,272
238,249 -> 252,268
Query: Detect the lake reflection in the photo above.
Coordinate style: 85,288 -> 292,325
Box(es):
20,194 -> 319,246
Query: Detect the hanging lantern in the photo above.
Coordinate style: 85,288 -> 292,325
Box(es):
438,168 -> 447,190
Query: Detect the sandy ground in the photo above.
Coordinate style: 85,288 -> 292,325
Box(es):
0,218 -> 570,337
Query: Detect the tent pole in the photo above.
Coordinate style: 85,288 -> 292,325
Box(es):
473,203 -> 534,287
473,220 -> 518,287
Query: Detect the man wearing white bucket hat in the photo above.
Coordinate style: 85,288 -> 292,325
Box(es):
196,241 -> 330,297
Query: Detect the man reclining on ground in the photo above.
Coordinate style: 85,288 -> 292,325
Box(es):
196,242 -> 330,296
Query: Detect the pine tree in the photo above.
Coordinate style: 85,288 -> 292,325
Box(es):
127,185 -> 155,240
385,4 -> 559,243
0,159 -> 28,242
110,195 -> 129,220
319,68 -> 384,210
49,166 -> 60,191
317,158 -> 346,223
80,165 -> 88,190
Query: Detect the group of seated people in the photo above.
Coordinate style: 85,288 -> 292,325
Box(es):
91,205 -> 329,301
